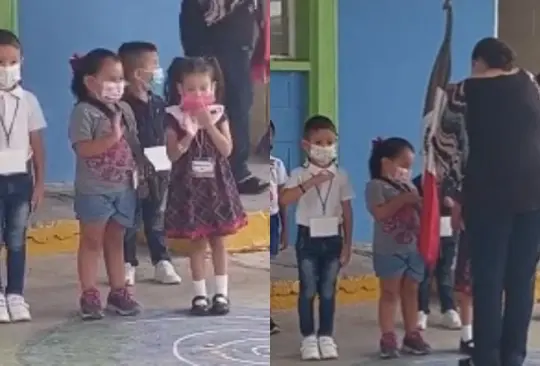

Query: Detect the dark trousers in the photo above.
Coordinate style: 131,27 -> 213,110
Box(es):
0,174 -> 32,295
466,208 -> 540,366
418,236 -> 457,314
296,226 -> 342,337
214,47 -> 253,182
124,197 -> 170,266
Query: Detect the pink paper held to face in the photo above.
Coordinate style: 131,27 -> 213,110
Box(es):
180,94 -> 216,112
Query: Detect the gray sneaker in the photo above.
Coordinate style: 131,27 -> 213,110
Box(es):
106,287 -> 141,316
80,288 -> 104,321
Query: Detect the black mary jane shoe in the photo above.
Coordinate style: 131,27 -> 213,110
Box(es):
210,294 -> 230,315
270,318 -> 280,335
459,339 -> 474,356
190,296 -> 210,316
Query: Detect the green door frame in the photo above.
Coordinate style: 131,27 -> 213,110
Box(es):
270,0 -> 338,126
0,0 -> 18,33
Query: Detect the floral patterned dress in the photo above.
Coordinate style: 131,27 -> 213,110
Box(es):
164,109 -> 247,239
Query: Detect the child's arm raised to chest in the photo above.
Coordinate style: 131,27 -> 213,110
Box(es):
280,169 -> 334,206
365,181 -> 420,221
69,108 -> 122,158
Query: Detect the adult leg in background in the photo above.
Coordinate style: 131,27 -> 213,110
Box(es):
466,207 -> 513,366
214,47 -> 269,194
500,209 -> 540,366
436,236 -> 458,313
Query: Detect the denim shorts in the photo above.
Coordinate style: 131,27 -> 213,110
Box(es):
373,251 -> 425,282
269,213 -> 280,258
74,189 -> 137,228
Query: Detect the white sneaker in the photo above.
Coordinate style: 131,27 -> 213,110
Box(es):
125,263 -> 136,286
417,311 -> 428,330
319,336 -> 339,359
300,335 -> 320,360
154,260 -> 182,284
7,294 -> 31,322
442,309 -> 462,329
0,295 -> 10,323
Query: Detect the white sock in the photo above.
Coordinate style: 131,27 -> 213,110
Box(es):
461,324 -> 473,342
215,275 -> 228,297
193,280 -> 207,298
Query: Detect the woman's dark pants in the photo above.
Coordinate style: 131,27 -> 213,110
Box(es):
466,208 -> 540,366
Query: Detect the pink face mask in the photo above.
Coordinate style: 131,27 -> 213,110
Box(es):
181,94 -> 216,112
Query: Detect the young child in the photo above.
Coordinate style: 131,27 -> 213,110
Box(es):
163,57 -> 247,316
269,119 -> 288,335
365,137 -> 431,359
413,174 -> 461,330
117,41 -> 181,286
280,115 -> 354,361
68,48 -> 143,320
0,30 -> 47,322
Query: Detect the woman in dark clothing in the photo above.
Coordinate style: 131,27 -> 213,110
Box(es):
434,38 -> 540,366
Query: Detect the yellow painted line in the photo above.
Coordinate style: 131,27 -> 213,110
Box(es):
271,272 -> 540,311
26,211 -> 270,257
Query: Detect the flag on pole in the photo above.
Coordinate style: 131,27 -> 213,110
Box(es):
419,0 -> 453,268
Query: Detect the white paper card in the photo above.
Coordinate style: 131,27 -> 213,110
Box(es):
0,149 -> 27,175
309,217 -> 339,238
440,217 -> 452,237
144,146 -> 171,171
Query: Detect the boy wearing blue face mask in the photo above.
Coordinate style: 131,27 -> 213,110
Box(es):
118,42 -> 181,286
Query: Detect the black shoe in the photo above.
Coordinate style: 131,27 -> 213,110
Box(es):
458,357 -> 473,366
459,339 -> 474,356
270,318 -> 280,335
237,176 -> 269,195
210,294 -> 230,315
190,296 -> 210,316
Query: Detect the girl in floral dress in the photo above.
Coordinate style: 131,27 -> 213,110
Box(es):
163,57 -> 247,316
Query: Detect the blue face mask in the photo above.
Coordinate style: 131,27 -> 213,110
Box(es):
149,67 -> 164,95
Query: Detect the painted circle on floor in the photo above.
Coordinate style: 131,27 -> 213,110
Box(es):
18,308 -> 269,366
358,351 -> 540,365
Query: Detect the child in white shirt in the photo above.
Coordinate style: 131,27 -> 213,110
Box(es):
0,29 -> 47,322
280,115 -> 355,361
269,120 -> 288,335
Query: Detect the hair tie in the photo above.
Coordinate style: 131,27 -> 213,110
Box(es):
371,137 -> 383,148
69,53 -> 82,72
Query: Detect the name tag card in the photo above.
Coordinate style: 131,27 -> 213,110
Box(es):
0,149 -> 27,175
440,217 -> 452,237
144,146 -> 171,172
309,217 -> 339,238
191,159 -> 215,178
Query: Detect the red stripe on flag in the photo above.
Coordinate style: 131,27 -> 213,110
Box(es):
419,171 -> 440,268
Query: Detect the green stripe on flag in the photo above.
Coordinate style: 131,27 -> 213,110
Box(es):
0,0 -> 18,33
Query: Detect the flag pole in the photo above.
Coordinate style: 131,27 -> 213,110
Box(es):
418,0 -> 453,269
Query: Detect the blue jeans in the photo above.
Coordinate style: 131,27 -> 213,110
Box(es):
214,48 -> 253,182
296,226 -> 342,337
465,207 -> 540,366
124,197 -> 170,266
0,174 -> 32,295
74,189 -> 137,228
269,214 -> 280,258
418,236 -> 457,314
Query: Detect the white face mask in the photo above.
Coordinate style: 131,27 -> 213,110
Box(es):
101,81 -> 125,103
0,64 -> 21,90
309,144 -> 337,165
394,167 -> 412,182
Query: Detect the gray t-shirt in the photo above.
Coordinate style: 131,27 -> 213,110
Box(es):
365,179 -> 420,255
68,102 -> 136,195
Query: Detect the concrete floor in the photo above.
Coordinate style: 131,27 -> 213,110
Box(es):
0,252 -> 269,366
271,304 -> 540,366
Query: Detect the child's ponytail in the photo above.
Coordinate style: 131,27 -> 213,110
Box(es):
206,56 -> 225,104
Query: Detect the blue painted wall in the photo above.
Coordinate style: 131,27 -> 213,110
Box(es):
270,71 -> 308,242
19,0 -> 182,182
337,0 -> 496,242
